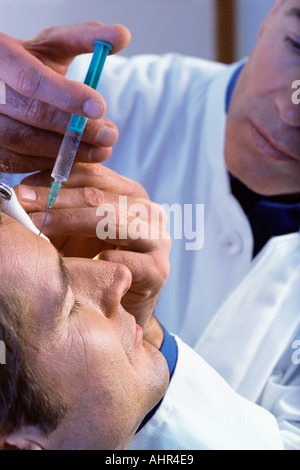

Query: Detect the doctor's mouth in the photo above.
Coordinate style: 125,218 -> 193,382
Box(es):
250,123 -> 298,164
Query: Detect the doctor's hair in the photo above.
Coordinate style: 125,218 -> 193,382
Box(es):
0,292 -> 68,438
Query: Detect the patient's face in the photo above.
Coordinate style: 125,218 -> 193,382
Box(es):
225,0 -> 300,196
0,214 -> 168,450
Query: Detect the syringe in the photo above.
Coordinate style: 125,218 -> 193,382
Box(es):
39,40 -> 112,236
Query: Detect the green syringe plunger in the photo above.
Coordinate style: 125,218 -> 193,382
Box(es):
49,181 -> 62,209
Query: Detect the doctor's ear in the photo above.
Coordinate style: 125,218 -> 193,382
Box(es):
2,427 -> 47,450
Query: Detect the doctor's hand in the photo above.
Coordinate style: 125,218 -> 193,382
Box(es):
0,22 -> 130,174
15,164 -> 171,346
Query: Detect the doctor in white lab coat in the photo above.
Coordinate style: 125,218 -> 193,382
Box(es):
65,0 -> 300,449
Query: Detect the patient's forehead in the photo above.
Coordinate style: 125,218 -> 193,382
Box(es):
0,213 -> 60,291
0,212 -> 38,256
0,212 -> 66,334
0,214 -> 40,289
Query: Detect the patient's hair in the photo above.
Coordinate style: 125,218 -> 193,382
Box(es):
0,163 -> 66,437
0,221 -> 68,437
0,161 -> 6,178
0,162 -> 8,211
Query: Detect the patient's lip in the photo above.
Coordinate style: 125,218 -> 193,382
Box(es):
251,124 -> 297,162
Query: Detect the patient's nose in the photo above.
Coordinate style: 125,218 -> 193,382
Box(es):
95,261 -> 132,316
66,258 -> 132,316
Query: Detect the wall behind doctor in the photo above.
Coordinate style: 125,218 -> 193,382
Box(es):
0,0 -> 215,59
0,0 -> 277,61
236,0 -> 275,60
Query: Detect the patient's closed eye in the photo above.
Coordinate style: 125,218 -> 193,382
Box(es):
285,36 -> 300,51
70,300 -> 81,316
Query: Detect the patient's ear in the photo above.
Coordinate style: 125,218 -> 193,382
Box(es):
3,427 -> 46,450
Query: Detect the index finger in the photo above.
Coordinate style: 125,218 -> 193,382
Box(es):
0,23 -> 130,118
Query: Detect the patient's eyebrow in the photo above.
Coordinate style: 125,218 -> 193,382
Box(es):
55,252 -> 70,317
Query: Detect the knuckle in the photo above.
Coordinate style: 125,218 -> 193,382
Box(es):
98,251 -> 111,262
14,126 -> 39,153
16,66 -> 44,98
39,25 -> 56,37
81,186 -> 104,207
25,99 -> 58,127
87,163 -> 103,178
62,209 -> 78,229
24,26 -> 56,46
161,262 -> 170,283
85,20 -> 104,29
156,257 -> 170,284
148,202 -> 169,228
131,182 -> 149,199
148,256 -> 170,288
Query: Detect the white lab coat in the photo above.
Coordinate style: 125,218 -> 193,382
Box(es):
129,336 -> 284,450
196,233 -> 300,450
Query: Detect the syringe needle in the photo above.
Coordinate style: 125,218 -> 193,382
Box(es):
39,207 -> 51,237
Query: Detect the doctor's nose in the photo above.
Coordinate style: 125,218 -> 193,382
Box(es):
275,86 -> 300,127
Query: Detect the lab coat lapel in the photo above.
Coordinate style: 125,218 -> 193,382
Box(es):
196,232 -> 300,402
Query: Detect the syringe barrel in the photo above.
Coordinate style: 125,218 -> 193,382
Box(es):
51,129 -> 82,182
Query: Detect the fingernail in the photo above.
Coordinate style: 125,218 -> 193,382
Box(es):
83,99 -> 103,118
97,126 -> 118,146
31,212 -> 53,228
17,185 -> 36,202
